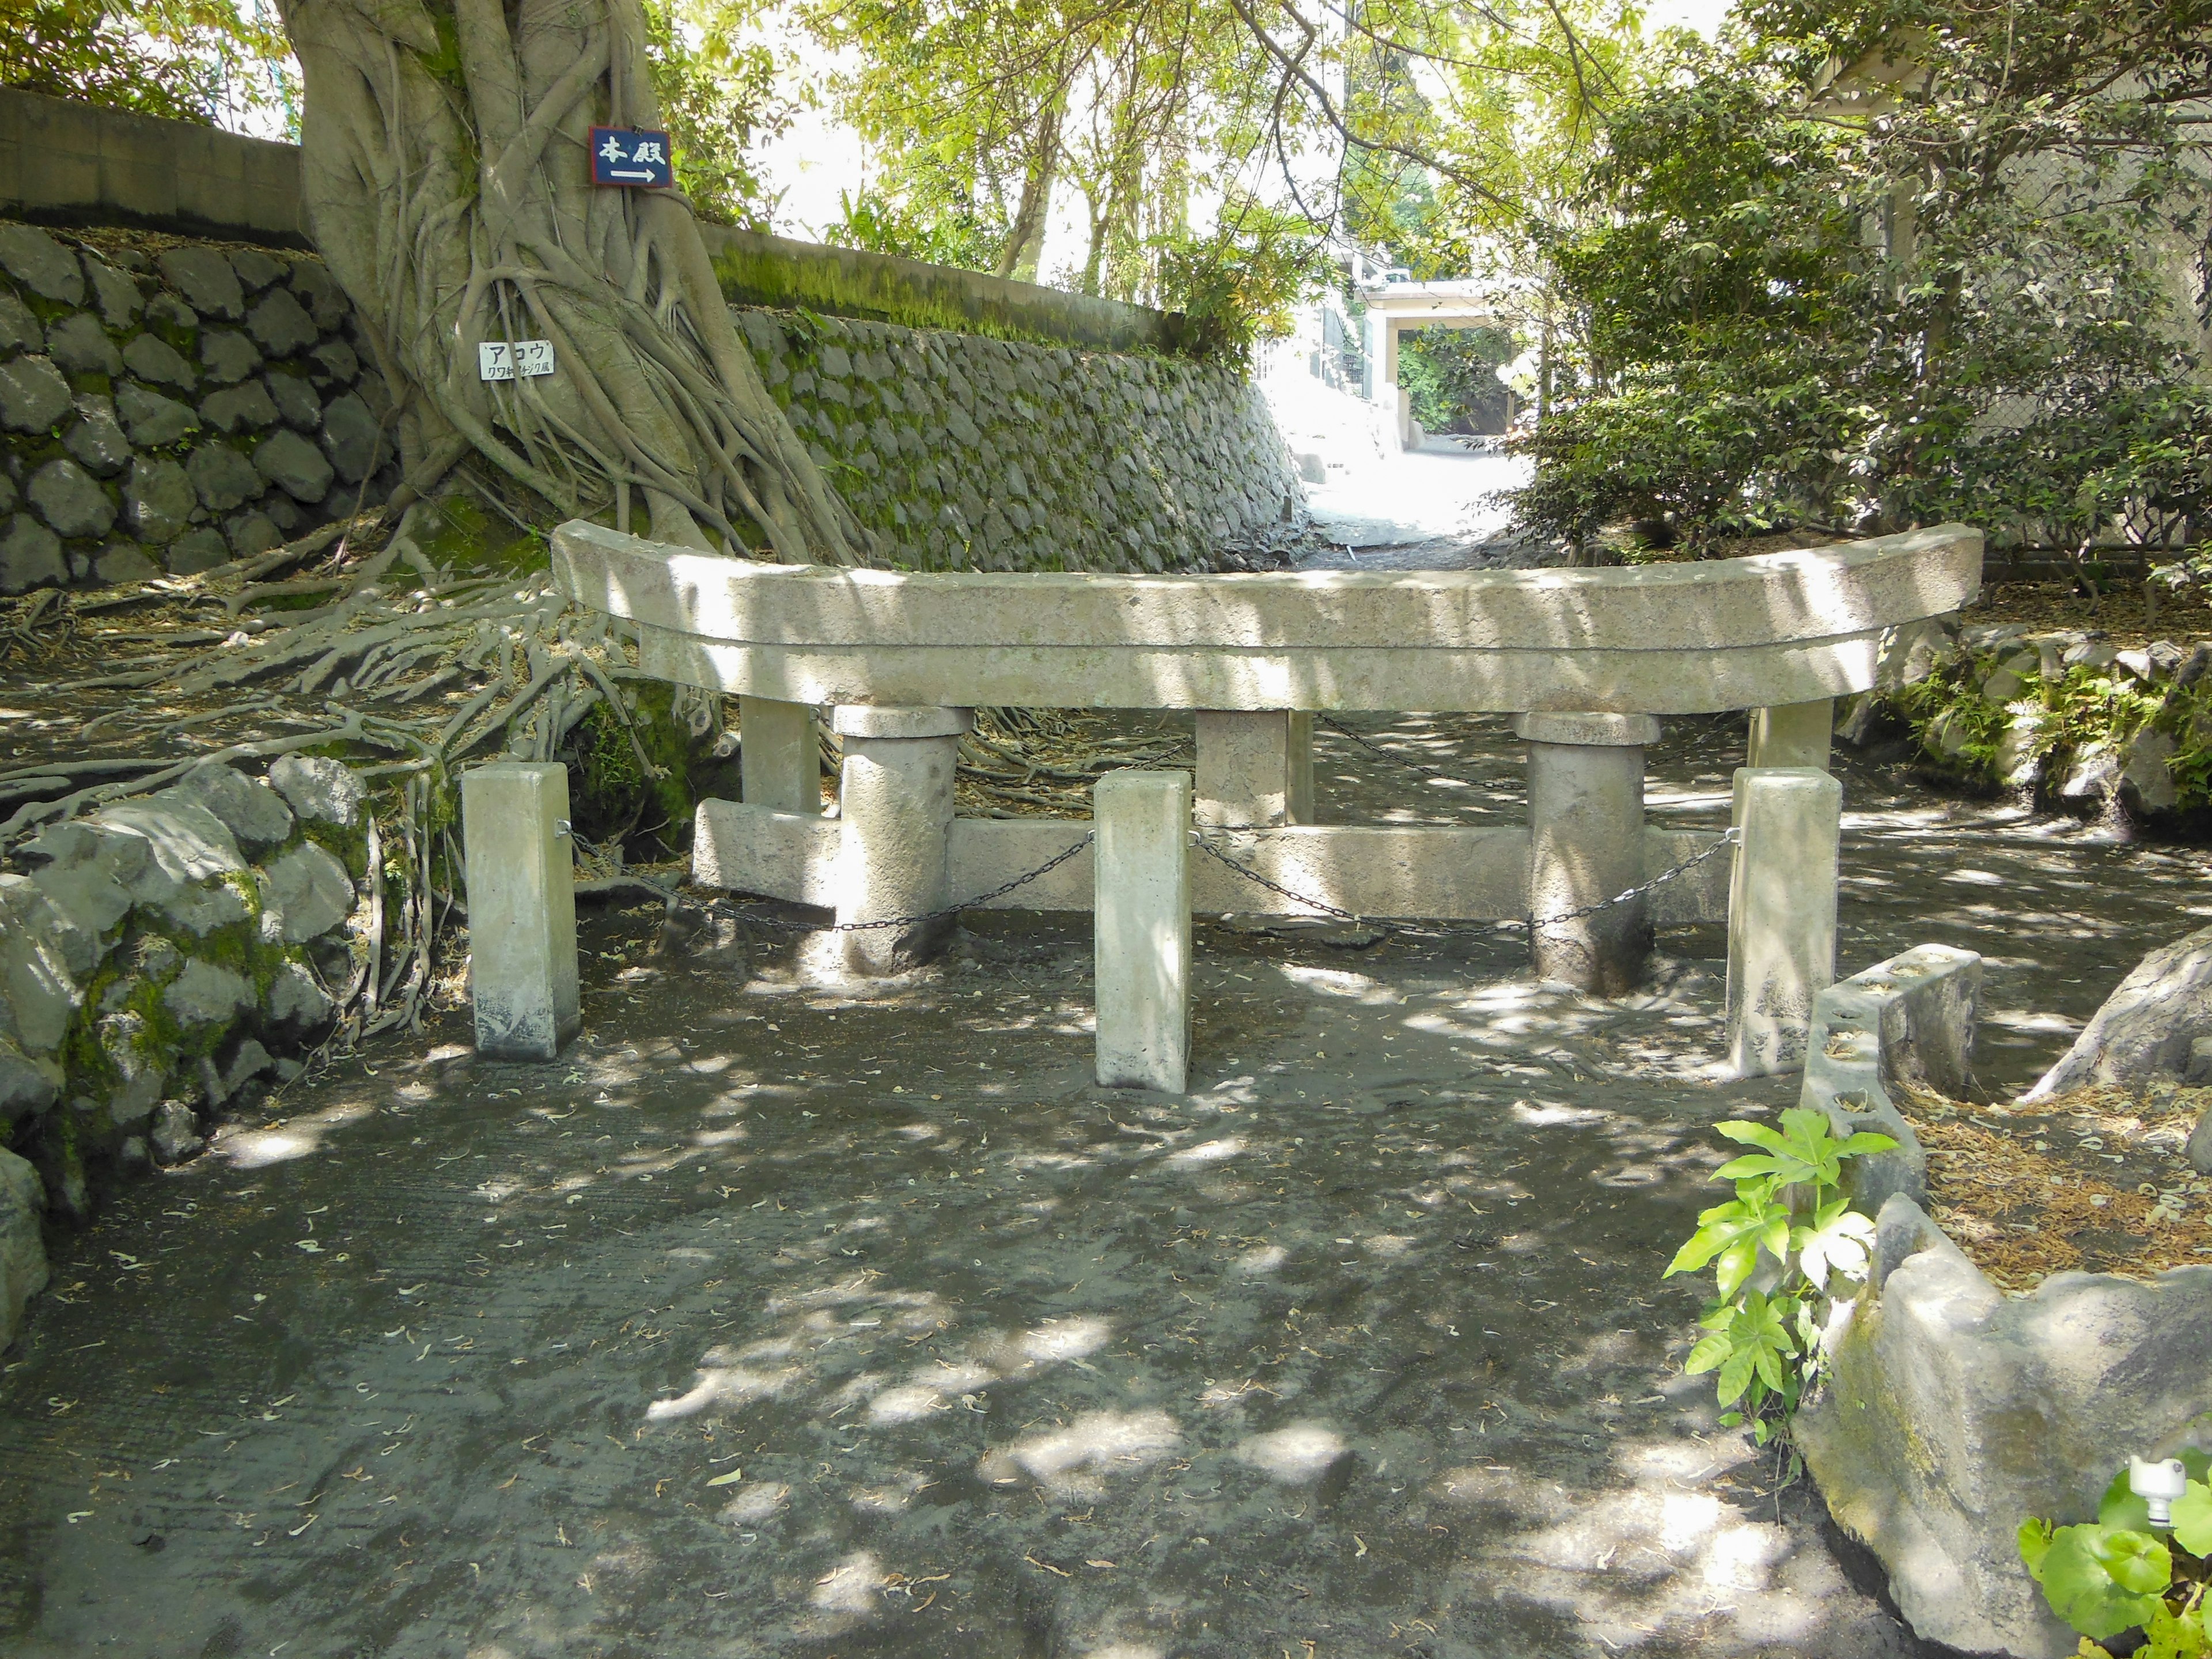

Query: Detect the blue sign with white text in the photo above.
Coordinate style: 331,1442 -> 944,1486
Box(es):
590,127 -> 672,188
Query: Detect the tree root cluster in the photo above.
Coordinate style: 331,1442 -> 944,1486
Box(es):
0,505 -> 687,1050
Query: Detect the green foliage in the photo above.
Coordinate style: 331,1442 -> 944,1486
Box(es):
1664,1105 -> 1893,1442
1398,325 -> 1517,434
0,0 -> 296,131
1508,0 -> 2212,552
643,0 -> 793,230
1155,200 -> 1331,366
2022,1458 -> 2212,1648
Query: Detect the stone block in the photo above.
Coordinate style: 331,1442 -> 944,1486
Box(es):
268,754 -> 362,827
1725,767 -> 1842,1077
287,260 -> 349,330
264,370 -> 319,430
150,1100 -> 203,1164
165,527 -> 229,574
93,542 -> 157,584
307,338 -> 357,387
0,513 -> 63,593
121,332 -> 194,391
28,456 -> 116,537
200,378 -> 276,434
1800,1193 -> 2212,1659
246,287 -> 316,355
163,959 -> 251,1027
64,397 -> 131,477
225,510 -> 281,558
0,874 -> 81,1054
463,763 -> 579,1060
0,222 -> 82,303
0,289 -> 36,354
255,427 -> 332,502
163,764 -> 293,850
157,245 -> 243,319
125,454 -> 195,541
0,1146 -> 47,1354
82,257 -> 142,328
263,840 -> 353,942
737,694 -> 818,815
156,876 -> 248,937
44,311 -> 121,378
0,1024 -> 58,1116
266,960 -> 335,1036
1800,942 -> 1983,1213
198,328 -> 262,385
0,353 -> 71,431
1094,770 -> 1191,1093
187,442 -> 260,511
96,797 -> 245,891
2028,922 -> 2212,1099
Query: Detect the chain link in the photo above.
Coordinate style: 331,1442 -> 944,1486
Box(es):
1315,714 -> 1474,782
567,827 -> 1094,936
570,815 -> 1732,948
1191,824 -> 1739,935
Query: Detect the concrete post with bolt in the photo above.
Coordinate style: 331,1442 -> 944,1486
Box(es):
462,761 -> 580,1061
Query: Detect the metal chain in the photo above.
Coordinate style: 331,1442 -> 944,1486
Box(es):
1191,825 -> 1740,935
565,825 -> 1094,935
1316,714 -> 1475,782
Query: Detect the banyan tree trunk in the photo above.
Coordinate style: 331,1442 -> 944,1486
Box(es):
275,0 -> 868,564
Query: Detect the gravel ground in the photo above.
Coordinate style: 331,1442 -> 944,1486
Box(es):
4,702 -> 2207,1659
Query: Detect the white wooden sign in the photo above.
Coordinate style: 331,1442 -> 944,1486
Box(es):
479,340 -> 554,381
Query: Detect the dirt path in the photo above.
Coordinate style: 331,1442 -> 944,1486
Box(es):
3,714 -> 2206,1658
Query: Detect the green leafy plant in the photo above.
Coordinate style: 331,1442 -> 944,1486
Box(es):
2021,1456 -> 2212,1652
1665,1106 -> 1895,1444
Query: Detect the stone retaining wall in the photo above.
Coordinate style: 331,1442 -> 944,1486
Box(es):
733,308 -> 1300,572
1845,616 -> 2211,821
0,219 -> 394,592
0,755 -> 370,1347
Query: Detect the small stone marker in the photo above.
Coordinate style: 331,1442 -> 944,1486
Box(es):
463,762 -> 579,1061
1726,766 -> 1842,1077
1094,770 -> 1191,1093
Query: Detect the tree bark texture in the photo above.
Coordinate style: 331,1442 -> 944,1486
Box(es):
276,0 -> 868,564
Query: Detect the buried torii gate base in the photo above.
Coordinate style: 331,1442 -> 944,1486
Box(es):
552,521 -> 1981,1004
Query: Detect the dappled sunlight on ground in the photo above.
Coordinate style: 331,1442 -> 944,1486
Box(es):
7,709 -> 2209,1653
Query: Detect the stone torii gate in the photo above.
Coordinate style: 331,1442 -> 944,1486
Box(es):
550,522 -> 1982,1003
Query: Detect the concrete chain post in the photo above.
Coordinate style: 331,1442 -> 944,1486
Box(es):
738,695 -> 819,815
1517,712 -> 1660,994
832,705 -> 970,975
1726,766 -> 1843,1077
1094,770 -> 1192,1093
462,762 -> 580,1060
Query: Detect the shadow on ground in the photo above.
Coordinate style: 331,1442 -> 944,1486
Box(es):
4,713 -> 2202,1658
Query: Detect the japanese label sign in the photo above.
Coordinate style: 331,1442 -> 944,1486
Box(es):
590,127 -> 672,188
479,340 -> 554,381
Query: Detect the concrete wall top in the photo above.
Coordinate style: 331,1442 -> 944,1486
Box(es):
550,521 -> 1984,714
0,89 -> 1173,355
0,88 -> 305,248
699,224 -> 1177,354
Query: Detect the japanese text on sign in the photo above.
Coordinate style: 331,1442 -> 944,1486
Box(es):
479,340 -> 554,381
589,127 -> 673,189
